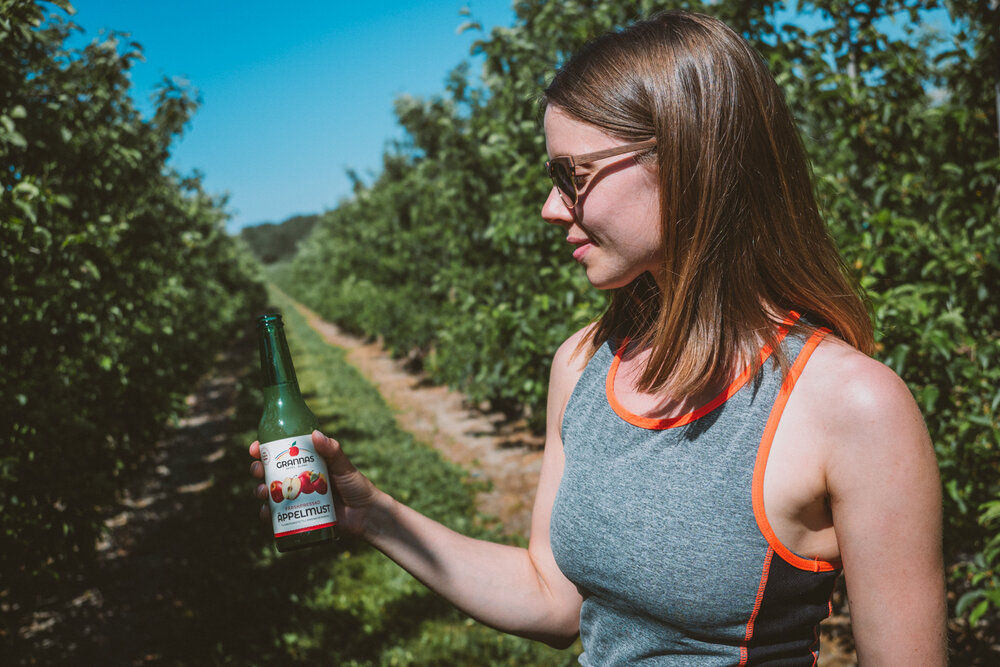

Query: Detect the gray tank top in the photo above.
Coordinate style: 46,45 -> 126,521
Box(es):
550,323 -> 840,665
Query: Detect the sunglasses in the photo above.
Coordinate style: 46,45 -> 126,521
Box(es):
544,138 -> 657,208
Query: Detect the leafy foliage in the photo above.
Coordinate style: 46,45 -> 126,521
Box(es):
240,213 -> 320,265
269,0 -> 1000,647
0,0 -> 266,589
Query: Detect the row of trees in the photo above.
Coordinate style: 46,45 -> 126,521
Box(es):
1,0 -> 266,594
270,0 -> 999,641
240,213 -> 319,264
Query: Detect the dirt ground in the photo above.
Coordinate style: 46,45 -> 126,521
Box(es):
292,299 -> 545,541
289,298 -> 859,666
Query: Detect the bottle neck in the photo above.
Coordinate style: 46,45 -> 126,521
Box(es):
262,382 -> 304,403
257,321 -> 300,390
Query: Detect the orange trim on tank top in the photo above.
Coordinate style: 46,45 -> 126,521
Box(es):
739,546 -> 774,666
605,311 -> 802,430
751,327 -> 842,573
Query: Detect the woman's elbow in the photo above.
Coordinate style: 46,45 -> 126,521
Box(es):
538,629 -> 579,650
529,613 -> 580,649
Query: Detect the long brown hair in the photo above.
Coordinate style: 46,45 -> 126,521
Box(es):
543,11 -> 873,397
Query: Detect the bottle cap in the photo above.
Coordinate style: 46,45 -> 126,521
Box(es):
256,313 -> 283,328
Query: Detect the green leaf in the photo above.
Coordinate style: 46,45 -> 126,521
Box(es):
969,599 -> 991,626
12,181 -> 39,199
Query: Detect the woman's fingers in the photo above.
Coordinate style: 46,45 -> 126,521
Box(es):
251,441 -> 269,522
254,482 -> 271,522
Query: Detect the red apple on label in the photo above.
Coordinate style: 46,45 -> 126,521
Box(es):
288,444 -> 299,457
269,480 -> 284,503
283,475 -> 302,501
298,471 -> 314,494
313,472 -> 328,495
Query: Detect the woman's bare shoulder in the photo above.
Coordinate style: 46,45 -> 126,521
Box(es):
795,333 -> 933,472
800,334 -> 917,423
552,324 -> 597,374
547,324 -> 597,411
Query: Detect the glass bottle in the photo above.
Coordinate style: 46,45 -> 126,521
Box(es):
256,313 -> 336,552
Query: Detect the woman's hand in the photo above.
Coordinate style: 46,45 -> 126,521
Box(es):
250,430 -> 382,538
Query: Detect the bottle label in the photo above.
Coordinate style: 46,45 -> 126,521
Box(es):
259,434 -> 337,538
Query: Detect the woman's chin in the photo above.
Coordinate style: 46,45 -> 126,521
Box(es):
583,268 -> 636,291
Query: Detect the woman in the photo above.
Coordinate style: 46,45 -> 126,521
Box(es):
251,11 -> 946,664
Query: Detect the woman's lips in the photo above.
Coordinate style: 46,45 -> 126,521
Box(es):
569,237 -> 592,261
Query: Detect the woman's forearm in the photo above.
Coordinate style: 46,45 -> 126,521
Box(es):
362,490 -> 580,647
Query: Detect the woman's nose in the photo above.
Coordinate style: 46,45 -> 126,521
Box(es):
541,186 -> 573,224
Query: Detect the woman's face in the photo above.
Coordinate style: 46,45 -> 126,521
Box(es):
542,106 -> 663,291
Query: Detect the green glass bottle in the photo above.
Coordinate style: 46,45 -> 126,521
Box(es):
256,313 -> 336,552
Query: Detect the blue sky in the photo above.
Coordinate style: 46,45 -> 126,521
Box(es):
65,1 -> 517,232
60,2 -> 954,233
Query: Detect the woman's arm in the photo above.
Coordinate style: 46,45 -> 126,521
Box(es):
251,332 -> 588,647
818,347 -> 947,665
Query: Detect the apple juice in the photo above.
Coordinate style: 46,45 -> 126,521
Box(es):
256,313 -> 336,552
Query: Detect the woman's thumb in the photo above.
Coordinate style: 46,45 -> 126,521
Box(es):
312,430 -> 355,475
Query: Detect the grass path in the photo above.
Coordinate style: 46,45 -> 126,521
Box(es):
280,286 -> 545,539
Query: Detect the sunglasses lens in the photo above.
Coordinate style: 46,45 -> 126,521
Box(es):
547,160 -> 576,206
